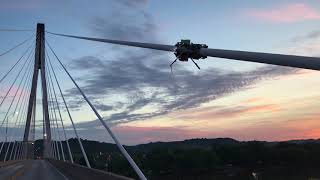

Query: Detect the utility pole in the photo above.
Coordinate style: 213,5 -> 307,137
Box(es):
23,23 -> 51,159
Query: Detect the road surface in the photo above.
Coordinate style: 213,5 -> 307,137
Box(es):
0,160 -> 68,180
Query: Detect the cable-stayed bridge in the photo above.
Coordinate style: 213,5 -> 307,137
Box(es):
1,23 -> 320,180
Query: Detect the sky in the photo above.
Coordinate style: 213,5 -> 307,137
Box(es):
1,0 -> 320,145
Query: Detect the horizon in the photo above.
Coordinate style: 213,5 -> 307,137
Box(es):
31,136 -> 320,146
1,0 -> 320,145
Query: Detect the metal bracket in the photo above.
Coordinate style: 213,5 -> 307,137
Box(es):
171,40 -> 207,70
174,39 -> 208,61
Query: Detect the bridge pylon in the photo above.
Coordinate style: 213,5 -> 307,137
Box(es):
23,23 -> 51,159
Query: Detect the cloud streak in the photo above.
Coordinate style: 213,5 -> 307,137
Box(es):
177,104 -> 281,121
62,1 -> 298,126
292,30 -> 320,43
67,53 -> 295,125
65,112 -> 320,145
288,30 -> 320,57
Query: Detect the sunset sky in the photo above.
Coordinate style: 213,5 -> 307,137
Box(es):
1,0 -> 320,145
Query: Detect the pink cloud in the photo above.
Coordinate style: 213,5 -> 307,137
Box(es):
113,126 -> 208,144
76,113 -> 320,145
110,111 -> 320,144
247,3 -> 320,23
111,121 -> 318,145
0,86 -> 29,99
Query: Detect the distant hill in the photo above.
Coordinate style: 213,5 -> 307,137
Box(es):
34,137 -> 320,155
31,138 -> 320,180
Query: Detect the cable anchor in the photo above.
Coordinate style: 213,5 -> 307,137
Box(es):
170,39 -> 208,70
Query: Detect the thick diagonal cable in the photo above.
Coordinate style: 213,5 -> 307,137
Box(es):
1,58 -> 33,161
0,47 -> 34,131
46,31 -> 174,52
47,70 -> 65,161
47,40 -> 147,180
46,51 -> 90,167
47,31 -> 320,71
0,40 -> 34,96
46,50 -> 73,163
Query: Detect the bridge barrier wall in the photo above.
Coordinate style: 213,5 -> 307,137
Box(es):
0,160 -> 22,168
48,159 -> 135,180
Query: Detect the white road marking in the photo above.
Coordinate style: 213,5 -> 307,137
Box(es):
46,160 -> 69,180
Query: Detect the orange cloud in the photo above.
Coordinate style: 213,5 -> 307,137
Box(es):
177,104 -> 281,121
87,110 -> 320,145
245,104 -> 281,113
242,97 -> 265,104
247,3 -> 320,23
111,120 -> 317,144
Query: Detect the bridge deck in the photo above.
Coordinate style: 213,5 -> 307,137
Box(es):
0,160 -> 133,180
0,160 -> 67,180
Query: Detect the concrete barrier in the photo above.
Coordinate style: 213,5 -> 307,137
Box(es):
0,160 -> 22,168
48,159 -> 134,180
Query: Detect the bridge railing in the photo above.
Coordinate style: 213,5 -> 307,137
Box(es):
48,159 -> 134,180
